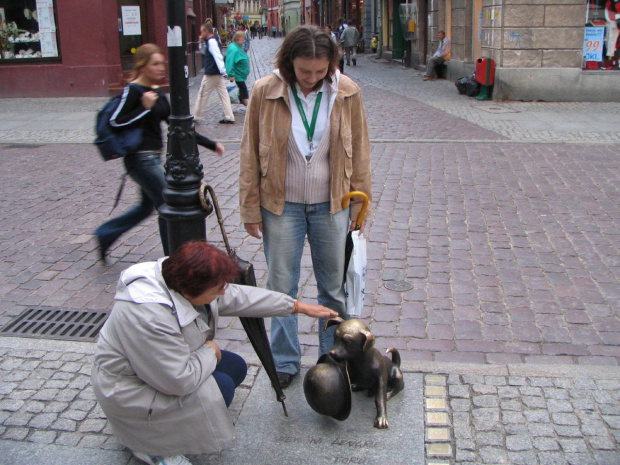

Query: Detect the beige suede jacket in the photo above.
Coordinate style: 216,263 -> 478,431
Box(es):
239,70 -> 372,224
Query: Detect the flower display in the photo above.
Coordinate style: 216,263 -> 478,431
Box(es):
0,21 -> 19,52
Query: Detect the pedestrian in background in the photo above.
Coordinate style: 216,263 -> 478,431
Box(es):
225,31 -> 250,108
326,25 -> 345,73
192,23 -> 235,124
94,44 -> 224,263
340,19 -> 360,66
91,241 -> 337,465
238,24 -> 251,52
423,30 -> 451,81
239,25 -> 372,389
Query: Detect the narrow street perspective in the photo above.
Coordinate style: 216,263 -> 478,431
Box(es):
1,36 -> 620,465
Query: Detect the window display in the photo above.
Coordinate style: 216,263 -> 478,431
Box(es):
585,0 -> 620,69
0,0 -> 59,61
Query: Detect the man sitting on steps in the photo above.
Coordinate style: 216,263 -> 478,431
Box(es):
423,31 -> 451,81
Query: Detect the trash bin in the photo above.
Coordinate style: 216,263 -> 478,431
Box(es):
475,57 -> 495,100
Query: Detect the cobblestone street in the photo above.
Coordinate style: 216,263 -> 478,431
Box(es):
1,37 -> 619,464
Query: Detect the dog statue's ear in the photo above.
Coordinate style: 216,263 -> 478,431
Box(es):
324,317 -> 344,331
361,329 -> 375,351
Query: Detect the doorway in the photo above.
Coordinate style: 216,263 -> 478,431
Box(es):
118,0 -> 148,71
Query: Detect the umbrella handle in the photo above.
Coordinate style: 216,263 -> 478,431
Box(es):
199,183 -> 234,256
342,191 -> 369,229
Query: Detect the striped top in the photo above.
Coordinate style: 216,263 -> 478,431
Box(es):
285,124 -> 331,205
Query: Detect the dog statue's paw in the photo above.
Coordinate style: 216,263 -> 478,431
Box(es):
374,416 -> 390,429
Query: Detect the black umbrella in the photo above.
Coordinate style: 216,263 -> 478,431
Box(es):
200,184 -> 288,416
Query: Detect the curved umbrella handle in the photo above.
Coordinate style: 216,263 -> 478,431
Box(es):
342,191 -> 369,230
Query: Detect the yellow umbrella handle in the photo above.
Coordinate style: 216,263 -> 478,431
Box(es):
342,191 -> 369,229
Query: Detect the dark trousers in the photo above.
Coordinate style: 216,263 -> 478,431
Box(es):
95,151 -> 168,255
213,350 -> 248,406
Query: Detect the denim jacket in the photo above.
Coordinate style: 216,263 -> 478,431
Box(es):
239,71 -> 372,224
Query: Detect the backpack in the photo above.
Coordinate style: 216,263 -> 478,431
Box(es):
94,84 -> 143,161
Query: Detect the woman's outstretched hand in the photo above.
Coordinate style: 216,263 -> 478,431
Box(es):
296,302 -> 339,319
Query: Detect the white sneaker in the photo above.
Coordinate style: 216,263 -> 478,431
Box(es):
133,451 -> 192,465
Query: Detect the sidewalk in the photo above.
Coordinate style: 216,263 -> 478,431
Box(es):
1,37 -> 620,464
2,337 -> 619,465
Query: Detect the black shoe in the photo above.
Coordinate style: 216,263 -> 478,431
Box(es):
276,372 -> 296,389
219,119 -> 235,124
352,59 -> 356,66
96,236 -> 113,265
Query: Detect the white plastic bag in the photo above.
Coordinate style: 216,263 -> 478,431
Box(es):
344,230 -> 367,317
226,83 -> 240,104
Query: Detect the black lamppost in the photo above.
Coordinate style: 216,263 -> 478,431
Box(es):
159,0 -> 209,254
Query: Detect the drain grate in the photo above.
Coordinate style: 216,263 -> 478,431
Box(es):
0,308 -> 108,342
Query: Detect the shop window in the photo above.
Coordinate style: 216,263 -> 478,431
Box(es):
584,0 -> 619,70
0,0 -> 59,61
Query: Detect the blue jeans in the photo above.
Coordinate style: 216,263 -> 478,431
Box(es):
212,350 -> 248,407
262,202 -> 349,375
95,151 -> 169,255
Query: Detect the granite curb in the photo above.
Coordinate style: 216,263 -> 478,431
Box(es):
4,335 -> 620,378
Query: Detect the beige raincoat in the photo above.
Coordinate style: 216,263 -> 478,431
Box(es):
91,259 -> 294,456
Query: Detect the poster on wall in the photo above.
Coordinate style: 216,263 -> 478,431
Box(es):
585,0 -> 620,69
583,27 -> 605,62
36,0 -> 58,57
122,6 -> 141,36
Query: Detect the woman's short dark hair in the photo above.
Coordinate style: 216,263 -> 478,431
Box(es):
162,241 -> 239,298
275,25 -> 340,86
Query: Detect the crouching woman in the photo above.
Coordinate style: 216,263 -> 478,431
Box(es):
91,241 -> 337,465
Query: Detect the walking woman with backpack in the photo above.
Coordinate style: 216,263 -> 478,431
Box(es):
94,44 -> 224,263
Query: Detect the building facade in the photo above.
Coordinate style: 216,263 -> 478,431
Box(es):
229,0 -> 263,29
372,0 -> 620,101
0,0 -> 218,98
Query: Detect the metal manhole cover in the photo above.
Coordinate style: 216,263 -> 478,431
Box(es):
0,308 -> 108,342
384,281 -> 413,291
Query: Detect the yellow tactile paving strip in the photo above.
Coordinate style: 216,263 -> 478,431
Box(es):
424,374 -> 453,465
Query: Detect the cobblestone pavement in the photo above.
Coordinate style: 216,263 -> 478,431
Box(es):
1,339 -> 619,465
1,37 -> 620,464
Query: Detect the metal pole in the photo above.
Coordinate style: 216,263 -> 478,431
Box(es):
160,0 -> 208,254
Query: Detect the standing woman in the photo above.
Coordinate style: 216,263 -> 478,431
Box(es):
94,44 -> 224,263
225,31 -> 250,108
239,26 -> 372,388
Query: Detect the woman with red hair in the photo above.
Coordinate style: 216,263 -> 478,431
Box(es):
91,241 -> 337,465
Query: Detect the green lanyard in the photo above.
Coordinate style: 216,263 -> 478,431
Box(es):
291,85 -> 323,151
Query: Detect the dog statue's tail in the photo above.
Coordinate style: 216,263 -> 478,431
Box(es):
386,347 -> 401,367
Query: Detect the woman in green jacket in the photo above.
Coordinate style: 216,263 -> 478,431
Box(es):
225,31 -> 250,107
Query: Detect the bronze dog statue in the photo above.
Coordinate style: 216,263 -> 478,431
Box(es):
326,317 -> 404,428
